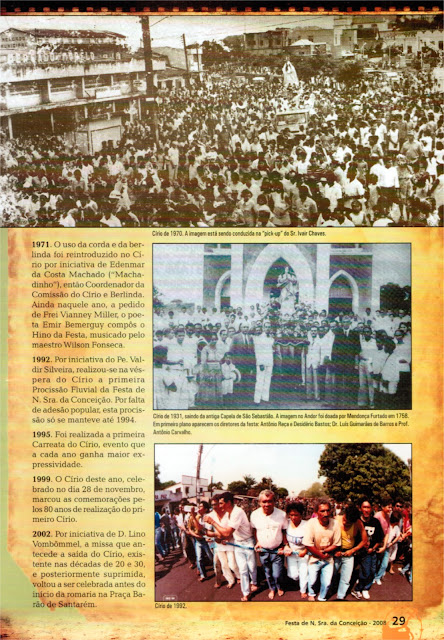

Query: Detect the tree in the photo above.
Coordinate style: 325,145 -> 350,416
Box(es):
252,476 -> 277,495
154,463 -> 176,490
227,480 -> 249,495
318,444 -> 411,504
223,35 -> 245,52
227,475 -> 289,498
201,40 -> 229,68
335,59 -> 364,85
159,480 -> 176,489
298,481 -> 325,499
208,481 -> 224,493
153,285 -> 164,311
380,283 -> 411,313
155,463 -> 161,490
243,475 -> 256,490
290,55 -> 336,83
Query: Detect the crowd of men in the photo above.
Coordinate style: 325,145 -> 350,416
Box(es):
1,62 -> 443,227
155,491 -> 412,601
153,296 -> 412,410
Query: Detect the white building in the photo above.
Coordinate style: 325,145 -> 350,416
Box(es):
0,28 -> 179,150
381,28 -> 444,57
155,475 -> 211,510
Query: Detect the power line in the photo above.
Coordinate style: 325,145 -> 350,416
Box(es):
201,445 -> 216,465
148,14 -> 335,45
150,16 -> 171,29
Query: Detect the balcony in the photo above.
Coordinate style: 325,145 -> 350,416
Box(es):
5,90 -> 42,110
1,82 -> 142,115
0,58 -> 146,83
50,88 -> 77,103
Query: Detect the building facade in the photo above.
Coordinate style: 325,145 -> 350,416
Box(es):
200,243 -> 410,317
243,18 -> 358,58
155,475 -> 211,510
380,28 -> 444,57
0,28 -> 189,149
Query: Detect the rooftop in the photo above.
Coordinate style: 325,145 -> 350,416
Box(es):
1,28 -> 125,40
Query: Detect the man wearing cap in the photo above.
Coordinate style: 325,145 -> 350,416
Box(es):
401,132 -> 424,163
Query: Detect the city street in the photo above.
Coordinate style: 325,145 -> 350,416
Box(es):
155,547 -> 413,603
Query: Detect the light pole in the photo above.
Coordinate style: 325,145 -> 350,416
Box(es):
140,16 -> 159,142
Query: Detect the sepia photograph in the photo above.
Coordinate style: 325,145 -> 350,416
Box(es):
154,443 -> 413,603
153,243 -> 412,410
0,14 -> 443,227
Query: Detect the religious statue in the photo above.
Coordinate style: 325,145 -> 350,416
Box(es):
282,60 -> 299,87
277,266 -> 299,315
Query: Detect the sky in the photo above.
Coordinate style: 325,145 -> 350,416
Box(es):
155,444 -> 411,496
154,245 -> 204,306
0,15 -> 333,50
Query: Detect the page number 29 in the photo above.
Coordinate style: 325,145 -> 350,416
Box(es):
392,617 -> 406,626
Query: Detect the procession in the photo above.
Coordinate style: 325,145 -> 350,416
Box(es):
1,15 -> 443,227
153,244 -> 412,411
155,444 -> 413,603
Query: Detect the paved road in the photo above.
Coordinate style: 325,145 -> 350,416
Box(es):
155,547 -> 412,603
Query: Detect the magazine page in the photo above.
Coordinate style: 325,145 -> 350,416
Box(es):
1,9 -> 443,640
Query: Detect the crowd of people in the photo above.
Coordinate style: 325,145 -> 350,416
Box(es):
155,491 -> 412,601
153,286 -> 412,410
1,62 -> 443,227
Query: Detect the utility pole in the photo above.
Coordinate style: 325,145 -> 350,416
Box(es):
196,445 -> 203,479
196,45 -> 202,83
140,16 -> 159,142
195,444 -> 203,501
182,33 -> 191,87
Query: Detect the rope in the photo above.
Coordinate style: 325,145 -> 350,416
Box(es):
220,541 -> 303,556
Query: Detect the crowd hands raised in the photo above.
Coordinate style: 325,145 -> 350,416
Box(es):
1,64 -> 443,227
153,298 -> 411,410
155,491 -> 412,601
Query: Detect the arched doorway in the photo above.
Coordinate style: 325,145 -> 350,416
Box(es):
328,270 -> 359,316
214,270 -> 231,310
244,245 -> 314,309
263,258 -> 297,300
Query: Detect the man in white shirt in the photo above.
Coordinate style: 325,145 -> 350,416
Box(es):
358,326 -> 378,408
251,490 -> 288,599
167,142 -> 180,182
394,328 -> 411,365
323,175 -> 342,212
318,324 -> 335,403
165,328 -> 190,409
177,306 -> 191,326
343,168 -> 365,211
205,496 -> 240,588
373,310 -> 391,334
183,324 -> 199,407
306,327 -> 321,401
379,157 -> 400,190
252,322 -> 274,404
176,503 -> 194,567
205,492 -> 258,602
